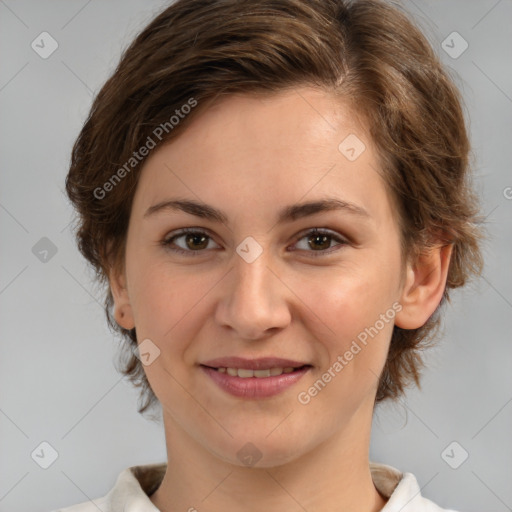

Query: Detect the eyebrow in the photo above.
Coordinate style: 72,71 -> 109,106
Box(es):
143,197 -> 370,224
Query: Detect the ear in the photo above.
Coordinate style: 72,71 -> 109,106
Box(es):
109,263 -> 135,330
394,243 -> 453,329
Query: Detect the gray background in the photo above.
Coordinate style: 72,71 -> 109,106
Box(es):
0,1 -> 511,511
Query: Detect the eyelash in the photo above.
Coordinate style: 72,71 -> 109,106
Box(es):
160,227 -> 349,258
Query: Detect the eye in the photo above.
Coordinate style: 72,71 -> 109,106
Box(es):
161,227 -> 348,257
291,228 -> 348,256
161,228 -> 220,256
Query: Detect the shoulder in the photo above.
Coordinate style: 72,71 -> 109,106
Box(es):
391,472 -> 460,511
370,462 -> 461,512
48,463 -> 165,512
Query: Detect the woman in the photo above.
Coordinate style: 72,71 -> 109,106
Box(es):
57,0 -> 483,510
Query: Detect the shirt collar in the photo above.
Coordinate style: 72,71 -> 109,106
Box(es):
101,461 -> 451,512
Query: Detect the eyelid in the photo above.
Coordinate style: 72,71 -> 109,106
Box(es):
161,226 -> 349,257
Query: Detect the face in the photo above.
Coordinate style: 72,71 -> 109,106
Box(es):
111,87 -> 411,467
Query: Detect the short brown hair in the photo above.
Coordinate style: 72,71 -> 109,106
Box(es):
65,0 -> 483,415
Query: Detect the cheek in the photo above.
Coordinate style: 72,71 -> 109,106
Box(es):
304,260 -> 398,368
318,265 -> 396,326
126,264 -> 210,397
294,269 -> 397,416
126,253 -> 194,337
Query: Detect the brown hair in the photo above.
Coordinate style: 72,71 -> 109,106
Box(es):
65,0 -> 483,415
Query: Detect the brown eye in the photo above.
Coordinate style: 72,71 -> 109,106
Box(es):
183,232 -> 209,250
292,228 -> 348,256
161,229 -> 219,256
307,233 -> 331,250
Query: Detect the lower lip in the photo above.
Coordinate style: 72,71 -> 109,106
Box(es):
200,365 -> 311,399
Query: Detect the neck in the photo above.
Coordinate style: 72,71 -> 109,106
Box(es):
150,403 -> 388,512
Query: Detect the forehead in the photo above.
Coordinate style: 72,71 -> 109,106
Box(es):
172,87 -> 370,161
131,87 -> 393,229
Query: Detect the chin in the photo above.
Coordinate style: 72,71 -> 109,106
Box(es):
205,429 -> 310,469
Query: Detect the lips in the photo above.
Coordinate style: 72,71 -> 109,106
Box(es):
200,360 -> 311,400
218,367 -> 301,378
200,356 -> 310,371
199,356 -> 312,399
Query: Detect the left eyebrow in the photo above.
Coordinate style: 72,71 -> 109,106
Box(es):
143,197 -> 371,224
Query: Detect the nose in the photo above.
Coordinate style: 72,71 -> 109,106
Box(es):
214,246 -> 292,341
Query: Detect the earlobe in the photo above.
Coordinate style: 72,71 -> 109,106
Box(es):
109,265 -> 135,330
394,244 -> 453,330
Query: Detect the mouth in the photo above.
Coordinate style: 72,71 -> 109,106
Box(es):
201,364 -> 311,378
199,359 -> 313,399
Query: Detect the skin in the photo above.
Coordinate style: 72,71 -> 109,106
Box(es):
110,86 -> 453,512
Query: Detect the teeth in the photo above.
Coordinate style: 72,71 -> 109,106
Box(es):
217,366 -> 300,378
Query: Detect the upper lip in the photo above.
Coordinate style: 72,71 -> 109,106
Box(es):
200,357 -> 311,370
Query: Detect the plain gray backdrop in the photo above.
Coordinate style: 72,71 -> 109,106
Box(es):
1,1 -> 511,511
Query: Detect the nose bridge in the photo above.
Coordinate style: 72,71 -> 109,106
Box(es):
216,240 -> 291,338
234,248 -> 273,301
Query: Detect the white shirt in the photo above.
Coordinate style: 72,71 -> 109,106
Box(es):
52,462 -> 459,512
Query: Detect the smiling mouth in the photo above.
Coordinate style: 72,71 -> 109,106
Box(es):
201,364 -> 311,378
